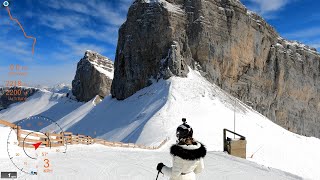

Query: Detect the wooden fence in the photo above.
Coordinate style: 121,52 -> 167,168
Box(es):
0,120 -> 17,128
0,120 -> 169,150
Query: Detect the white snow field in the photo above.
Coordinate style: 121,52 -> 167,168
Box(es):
0,126 -> 301,180
1,69 -> 320,179
0,90 -> 83,123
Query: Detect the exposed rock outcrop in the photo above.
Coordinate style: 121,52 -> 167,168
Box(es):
111,0 -> 320,138
72,51 -> 114,102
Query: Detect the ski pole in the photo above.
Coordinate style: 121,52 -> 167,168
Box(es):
250,145 -> 264,158
156,171 -> 163,180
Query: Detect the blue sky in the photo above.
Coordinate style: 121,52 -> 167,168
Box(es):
0,0 -> 319,86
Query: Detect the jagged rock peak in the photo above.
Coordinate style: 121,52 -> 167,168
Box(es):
72,51 -> 114,102
84,50 -> 114,79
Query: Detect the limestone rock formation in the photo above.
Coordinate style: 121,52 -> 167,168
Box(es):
72,50 -> 114,102
111,0 -> 320,138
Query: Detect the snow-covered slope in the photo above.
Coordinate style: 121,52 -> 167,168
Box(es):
0,90 -> 83,123
66,79 -> 170,144
0,126 -> 301,180
52,69 -> 320,179
41,99 -> 96,132
1,69 -> 319,179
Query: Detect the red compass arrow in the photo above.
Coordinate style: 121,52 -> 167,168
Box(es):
32,142 -> 42,150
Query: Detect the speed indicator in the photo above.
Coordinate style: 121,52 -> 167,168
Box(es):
6,115 -> 67,176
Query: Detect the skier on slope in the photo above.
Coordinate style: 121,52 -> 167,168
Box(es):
156,118 -> 207,180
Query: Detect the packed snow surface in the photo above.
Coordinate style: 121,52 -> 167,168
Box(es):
0,126 -> 301,180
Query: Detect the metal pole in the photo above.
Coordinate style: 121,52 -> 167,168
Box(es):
156,171 -> 161,180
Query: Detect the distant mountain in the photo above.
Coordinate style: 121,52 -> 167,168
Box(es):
72,50 -> 114,102
0,83 -> 73,111
0,89 -> 84,124
33,84 -> 71,93
47,83 -> 72,93
0,87 -> 38,111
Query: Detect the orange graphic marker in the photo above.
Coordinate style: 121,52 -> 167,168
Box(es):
5,6 -> 37,55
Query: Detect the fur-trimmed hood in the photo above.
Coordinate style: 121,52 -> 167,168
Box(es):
170,142 -> 207,161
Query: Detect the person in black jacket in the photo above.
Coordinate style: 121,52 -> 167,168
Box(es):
157,118 -> 207,180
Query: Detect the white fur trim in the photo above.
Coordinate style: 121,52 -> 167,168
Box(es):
178,142 -> 201,150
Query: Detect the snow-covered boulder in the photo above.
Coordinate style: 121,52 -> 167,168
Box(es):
72,50 -> 114,102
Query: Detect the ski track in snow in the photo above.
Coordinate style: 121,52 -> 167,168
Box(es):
0,130 -> 301,180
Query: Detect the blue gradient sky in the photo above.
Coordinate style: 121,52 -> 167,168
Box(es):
0,0 -> 319,86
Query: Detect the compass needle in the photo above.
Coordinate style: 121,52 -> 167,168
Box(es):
32,142 -> 42,150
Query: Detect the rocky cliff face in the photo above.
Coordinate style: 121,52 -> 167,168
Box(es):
72,51 -> 114,102
111,0 -> 320,138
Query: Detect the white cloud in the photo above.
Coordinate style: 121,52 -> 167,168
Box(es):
0,0 -> 129,86
73,26 -> 119,45
284,27 -> 320,39
39,13 -> 90,30
309,43 -> 320,49
118,0 -> 135,12
25,63 -> 77,86
0,35 -> 34,62
60,37 -> 106,56
43,0 -> 128,26
34,0 -> 130,58
281,27 -> 320,51
244,0 -> 294,17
